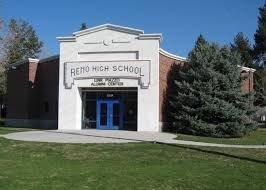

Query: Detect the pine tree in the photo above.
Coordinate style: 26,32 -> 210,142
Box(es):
80,23 -> 88,30
0,19 -> 43,95
231,32 -> 253,68
254,69 -> 266,106
253,3 -> 266,64
169,35 -> 256,138
4,19 -> 43,64
253,3 -> 266,106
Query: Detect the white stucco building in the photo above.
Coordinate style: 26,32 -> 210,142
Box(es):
57,24 -> 162,131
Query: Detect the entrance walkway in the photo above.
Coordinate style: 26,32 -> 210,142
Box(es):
2,130 -> 266,148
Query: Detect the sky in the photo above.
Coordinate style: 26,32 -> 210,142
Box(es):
1,0 -> 265,58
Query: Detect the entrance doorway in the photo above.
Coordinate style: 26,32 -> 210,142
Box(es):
82,88 -> 137,131
96,99 -> 123,130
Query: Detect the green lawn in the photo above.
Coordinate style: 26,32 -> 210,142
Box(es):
0,127 -> 266,189
175,128 -> 266,145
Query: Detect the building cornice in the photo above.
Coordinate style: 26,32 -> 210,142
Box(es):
73,23 -> 144,37
57,23 -> 162,43
57,36 -> 76,42
159,48 -> 187,61
238,65 -> 256,73
138,33 -> 162,42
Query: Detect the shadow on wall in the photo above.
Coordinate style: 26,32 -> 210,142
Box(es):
161,63 -> 182,132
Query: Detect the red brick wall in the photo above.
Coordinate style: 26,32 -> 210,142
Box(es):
7,58 -> 59,120
241,71 -> 254,93
7,63 -> 30,119
34,58 -> 59,120
159,53 -> 184,123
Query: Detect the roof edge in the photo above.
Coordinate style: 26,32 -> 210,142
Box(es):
238,65 -> 256,72
73,23 -> 144,37
57,36 -> 76,42
8,55 -> 59,68
138,33 -> 162,42
159,48 -> 187,61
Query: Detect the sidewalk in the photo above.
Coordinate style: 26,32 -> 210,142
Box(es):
2,130 -> 266,148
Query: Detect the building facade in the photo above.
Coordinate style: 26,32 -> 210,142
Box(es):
5,24 -> 255,131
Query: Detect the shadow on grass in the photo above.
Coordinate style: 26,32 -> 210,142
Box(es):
47,131 -> 266,164
7,129 -> 265,165
46,130 -> 151,142
157,142 -> 266,165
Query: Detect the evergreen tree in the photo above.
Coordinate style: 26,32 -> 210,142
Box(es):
254,69 -> 266,106
0,19 -> 43,95
4,19 -> 43,64
170,35 -> 256,138
253,3 -> 266,65
231,32 -> 253,68
80,23 -> 88,30
253,3 -> 266,106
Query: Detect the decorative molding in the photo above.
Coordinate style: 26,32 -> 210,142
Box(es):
112,39 -> 130,44
238,65 -> 256,73
84,39 -> 131,46
103,39 -> 112,46
159,48 -> 187,61
57,36 -> 76,42
57,23 -> 162,43
138,33 -> 162,42
64,60 -> 151,89
73,23 -> 144,37
84,41 -> 103,45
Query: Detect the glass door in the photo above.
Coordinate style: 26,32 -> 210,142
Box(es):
96,99 -> 123,130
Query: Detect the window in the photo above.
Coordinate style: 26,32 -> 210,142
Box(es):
44,102 -> 49,113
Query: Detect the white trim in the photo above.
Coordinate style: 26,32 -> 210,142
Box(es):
57,23 -> 162,43
57,36 -> 76,42
239,65 -> 256,73
138,33 -> 162,42
159,48 -> 187,61
73,23 -> 144,37
28,58 -> 39,63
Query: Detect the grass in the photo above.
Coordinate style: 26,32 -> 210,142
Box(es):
175,128 -> 266,145
0,126 -> 266,189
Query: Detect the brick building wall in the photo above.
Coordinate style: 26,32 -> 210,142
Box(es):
7,61 -> 31,119
159,52 -> 184,125
241,70 -> 254,93
6,56 -> 59,128
34,58 -> 59,120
